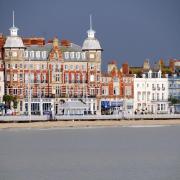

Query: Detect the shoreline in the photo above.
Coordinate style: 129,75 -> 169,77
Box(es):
0,119 -> 180,130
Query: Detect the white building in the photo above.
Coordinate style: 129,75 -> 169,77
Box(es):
134,70 -> 169,114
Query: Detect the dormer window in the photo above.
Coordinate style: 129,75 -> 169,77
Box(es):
36,51 -> 40,59
64,52 -> 69,59
81,52 -> 86,60
76,52 -> 80,60
42,51 -> 47,59
30,51 -> 34,59
70,52 -> 74,59
24,51 -> 29,59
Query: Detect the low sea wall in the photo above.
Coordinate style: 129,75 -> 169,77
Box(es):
0,114 -> 179,122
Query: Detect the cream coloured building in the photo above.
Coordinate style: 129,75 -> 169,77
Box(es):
134,70 -> 169,114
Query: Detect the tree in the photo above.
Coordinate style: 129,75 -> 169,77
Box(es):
3,95 -> 14,109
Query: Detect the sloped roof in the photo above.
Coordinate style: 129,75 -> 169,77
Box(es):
4,36 -> 25,48
60,101 -> 88,109
82,37 -> 102,50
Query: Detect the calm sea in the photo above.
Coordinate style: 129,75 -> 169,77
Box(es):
0,126 -> 180,180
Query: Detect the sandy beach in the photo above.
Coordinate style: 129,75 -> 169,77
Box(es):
0,119 -> 180,129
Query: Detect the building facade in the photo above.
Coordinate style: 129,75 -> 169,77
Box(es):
134,70 -> 169,114
3,16 -> 102,115
168,74 -> 180,100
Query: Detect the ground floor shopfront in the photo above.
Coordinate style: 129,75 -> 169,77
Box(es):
101,99 -> 134,115
134,100 -> 169,114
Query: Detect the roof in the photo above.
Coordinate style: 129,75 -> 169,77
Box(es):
82,37 -> 102,50
4,36 -> 25,48
60,101 -> 88,109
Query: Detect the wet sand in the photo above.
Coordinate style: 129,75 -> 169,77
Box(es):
0,119 -> 180,129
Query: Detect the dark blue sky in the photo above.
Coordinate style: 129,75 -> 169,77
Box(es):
0,0 -> 180,70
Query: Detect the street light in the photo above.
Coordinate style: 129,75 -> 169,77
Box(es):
28,58 -> 31,122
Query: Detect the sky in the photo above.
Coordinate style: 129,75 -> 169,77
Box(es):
0,0 -> 180,71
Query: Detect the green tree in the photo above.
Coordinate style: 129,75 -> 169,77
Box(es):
3,95 -> 14,109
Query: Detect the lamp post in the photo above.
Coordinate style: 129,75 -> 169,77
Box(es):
28,58 -> 31,122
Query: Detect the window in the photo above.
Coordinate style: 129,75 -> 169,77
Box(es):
24,51 -> 28,58
90,53 -> 95,59
90,64 -> 94,70
157,93 -> 159,100
19,74 -> 23,81
161,104 -> 163,110
42,74 -> 46,83
82,64 -> 86,70
42,51 -> 47,59
114,87 -> 119,95
37,74 -> 41,82
20,64 -> 23,68
55,86 -> 60,95
30,51 -> 34,59
31,73 -> 34,83
70,52 -> 75,59
64,52 -> 69,59
82,73 -> 86,82
36,64 -> 40,70
30,64 -> 33,69
76,52 -> 80,60
137,83 -> 139,88
137,92 -> 141,101
13,88 -> 18,95
76,65 -> 79,70
64,65 -> 68,70
81,52 -> 86,60
113,77 -> 118,82
56,74 -> 60,82
13,74 -> 18,81
90,74 -> 94,82
76,73 -> 80,83
36,51 -> 40,59
125,86 -> 131,96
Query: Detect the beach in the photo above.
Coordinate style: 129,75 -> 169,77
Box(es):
0,119 -> 180,130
